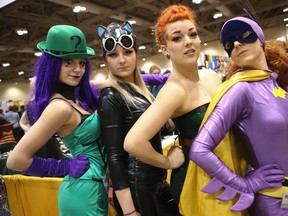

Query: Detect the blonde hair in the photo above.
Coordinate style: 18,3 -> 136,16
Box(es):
108,68 -> 153,105
149,65 -> 161,74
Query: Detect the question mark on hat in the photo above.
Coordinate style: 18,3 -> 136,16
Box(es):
70,35 -> 82,50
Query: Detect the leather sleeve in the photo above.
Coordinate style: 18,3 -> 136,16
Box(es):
98,87 -> 130,190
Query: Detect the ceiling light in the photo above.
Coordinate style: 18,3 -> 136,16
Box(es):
277,37 -> 285,41
0,0 -> 16,9
18,71 -> 25,75
138,45 -> 146,50
34,51 -> 42,57
192,0 -> 203,4
2,63 -> 10,67
283,7 -> 288,13
16,28 -> 28,35
72,2 -> 86,13
203,43 -> 207,46
0,79 -> 2,82
213,12 -> 223,19
100,63 -> 106,68
142,58 -> 146,61
128,20 -> 136,25
284,18 -> 288,22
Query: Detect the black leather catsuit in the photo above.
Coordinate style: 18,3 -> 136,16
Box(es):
98,83 -> 180,216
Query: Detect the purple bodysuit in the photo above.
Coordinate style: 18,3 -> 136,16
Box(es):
190,70 -> 288,216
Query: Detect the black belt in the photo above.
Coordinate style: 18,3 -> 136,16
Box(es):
92,177 -> 103,183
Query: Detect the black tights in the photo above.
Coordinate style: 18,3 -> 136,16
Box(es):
113,180 -> 181,216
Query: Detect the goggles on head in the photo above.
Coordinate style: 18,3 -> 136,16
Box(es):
224,30 -> 258,56
97,21 -> 136,54
102,34 -> 134,52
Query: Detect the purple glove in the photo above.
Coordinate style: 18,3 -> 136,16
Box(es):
201,164 -> 284,211
244,164 -> 284,193
24,155 -> 90,178
141,73 -> 170,85
189,82 -> 287,211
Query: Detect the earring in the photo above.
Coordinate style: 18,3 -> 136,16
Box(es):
166,54 -> 170,59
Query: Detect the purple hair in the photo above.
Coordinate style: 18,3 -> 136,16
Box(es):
29,53 -> 99,125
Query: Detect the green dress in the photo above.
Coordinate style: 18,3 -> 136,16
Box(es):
171,103 -> 209,204
58,114 -> 108,216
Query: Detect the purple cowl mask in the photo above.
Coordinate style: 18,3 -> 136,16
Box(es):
220,17 -> 265,56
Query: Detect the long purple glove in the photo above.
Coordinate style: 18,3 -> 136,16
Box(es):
190,83 -> 285,211
201,164 -> 284,211
141,73 -> 170,85
24,155 -> 90,178
191,131 -> 284,211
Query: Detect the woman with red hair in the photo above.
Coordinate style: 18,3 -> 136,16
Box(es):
124,3 -> 221,208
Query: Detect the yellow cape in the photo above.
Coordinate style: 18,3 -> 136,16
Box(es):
179,70 -> 271,216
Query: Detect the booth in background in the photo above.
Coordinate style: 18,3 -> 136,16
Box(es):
3,175 -> 116,216
3,175 -> 61,216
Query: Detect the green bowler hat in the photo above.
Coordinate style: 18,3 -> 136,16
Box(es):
37,25 -> 95,59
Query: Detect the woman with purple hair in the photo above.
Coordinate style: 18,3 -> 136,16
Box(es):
184,15 -> 288,215
7,25 -> 108,215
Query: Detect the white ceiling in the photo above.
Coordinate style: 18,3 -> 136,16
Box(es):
0,0 -> 287,83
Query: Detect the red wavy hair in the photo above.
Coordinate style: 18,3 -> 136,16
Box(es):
155,4 -> 197,45
227,40 -> 288,89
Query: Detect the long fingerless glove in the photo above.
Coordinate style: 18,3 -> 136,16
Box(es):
189,85 -> 285,211
24,155 -> 89,178
190,124 -> 284,211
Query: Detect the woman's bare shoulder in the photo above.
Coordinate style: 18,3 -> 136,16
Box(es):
160,79 -> 186,97
200,68 -> 222,82
46,97 -> 73,116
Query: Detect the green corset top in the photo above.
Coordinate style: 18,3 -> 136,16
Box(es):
173,103 -> 209,140
62,114 -> 106,180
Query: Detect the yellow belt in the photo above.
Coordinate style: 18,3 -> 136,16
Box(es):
258,177 -> 288,198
